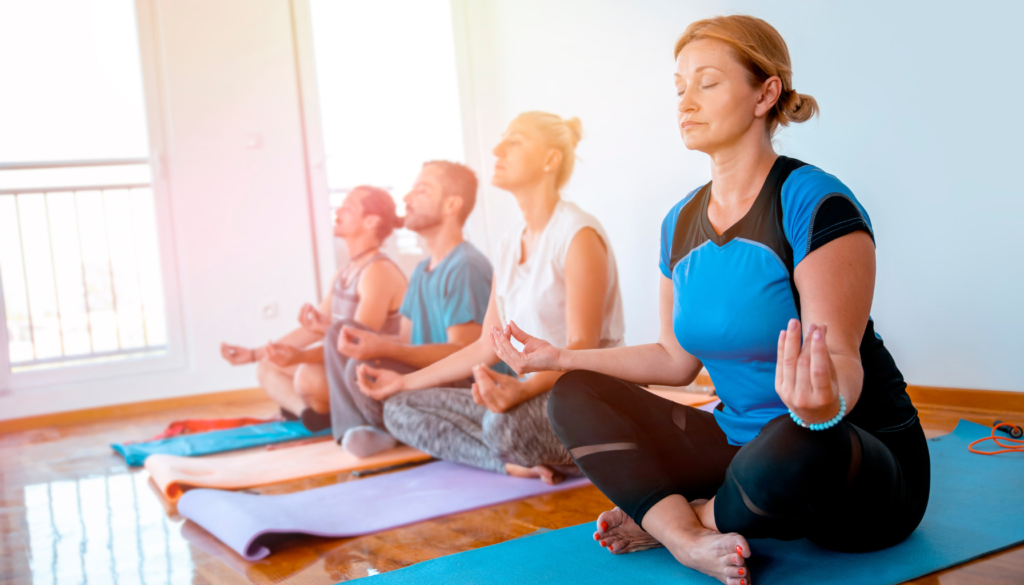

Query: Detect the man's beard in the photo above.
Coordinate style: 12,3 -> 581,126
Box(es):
404,208 -> 443,233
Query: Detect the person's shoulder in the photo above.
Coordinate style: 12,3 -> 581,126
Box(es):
555,199 -> 609,238
409,256 -> 430,280
782,163 -> 856,204
441,241 -> 491,276
662,185 -> 704,232
454,241 -> 492,269
363,254 -> 406,283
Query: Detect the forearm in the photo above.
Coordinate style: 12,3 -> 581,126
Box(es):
831,352 -> 864,411
275,327 -> 321,350
561,342 -> 702,386
299,345 -> 325,364
377,339 -> 468,369
402,338 -> 499,391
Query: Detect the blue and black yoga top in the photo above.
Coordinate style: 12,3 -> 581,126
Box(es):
659,156 -> 917,445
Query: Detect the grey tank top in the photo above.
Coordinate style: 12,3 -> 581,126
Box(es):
331,253 -> 403,335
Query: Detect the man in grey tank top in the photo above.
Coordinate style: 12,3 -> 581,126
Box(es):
324,161 -> 499,457
220,186 -> 406,424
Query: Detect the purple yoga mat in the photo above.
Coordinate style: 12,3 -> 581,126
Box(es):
177,461 -> 591,560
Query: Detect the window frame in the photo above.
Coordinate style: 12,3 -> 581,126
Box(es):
0,0 -> 187,393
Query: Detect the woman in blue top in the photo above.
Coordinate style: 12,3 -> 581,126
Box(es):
488,15 -> 928,585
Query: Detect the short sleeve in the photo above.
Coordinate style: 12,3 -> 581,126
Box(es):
781,166 -> 874,267
399,261 -> 426,320
441,257 -> 493,329
660,190 -> 698,278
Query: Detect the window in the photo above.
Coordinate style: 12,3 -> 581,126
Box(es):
308,0 -> 466,259
0,0 -> 170,380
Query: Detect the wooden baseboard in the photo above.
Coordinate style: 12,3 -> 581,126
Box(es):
0,388 -> 270,435
906,385 -> 1024,415
1,380 -> 1020,435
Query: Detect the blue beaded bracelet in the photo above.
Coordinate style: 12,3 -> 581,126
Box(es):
789,395 -> 846,431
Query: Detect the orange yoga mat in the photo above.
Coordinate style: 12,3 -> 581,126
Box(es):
145,441 -> 432,502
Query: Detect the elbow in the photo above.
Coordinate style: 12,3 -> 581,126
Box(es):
564,333 -> 602,351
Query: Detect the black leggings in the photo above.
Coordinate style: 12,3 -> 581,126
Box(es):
548,371 -> 931,553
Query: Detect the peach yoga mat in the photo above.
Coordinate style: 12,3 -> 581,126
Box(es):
145,441 -> 431,502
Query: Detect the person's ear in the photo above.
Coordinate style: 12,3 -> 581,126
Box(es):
755,76 -> 782,118
544,149 -> 562,175
363,214 -> 381,232
442,194 -> 463,220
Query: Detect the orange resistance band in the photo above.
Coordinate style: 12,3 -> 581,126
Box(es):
968,423 -> 1024,455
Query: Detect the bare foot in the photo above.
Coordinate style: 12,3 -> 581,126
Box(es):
594,506 -> 751,584
593,507 -> 663,554
664,529 -> 751,585
504,463 -> 564,485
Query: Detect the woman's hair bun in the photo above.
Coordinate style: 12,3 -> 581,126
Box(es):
779,90 -> 819,124
564,116 -> 583,145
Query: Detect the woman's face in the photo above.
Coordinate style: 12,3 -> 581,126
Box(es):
491,119 -> 554,191
675,38 -> 776,153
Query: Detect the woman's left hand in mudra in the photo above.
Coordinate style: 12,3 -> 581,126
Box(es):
775,318 -> 842,424
471,364 -> 532,413
488,321 -> 563,376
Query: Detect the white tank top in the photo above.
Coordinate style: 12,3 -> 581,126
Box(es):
495,199 -> 625,350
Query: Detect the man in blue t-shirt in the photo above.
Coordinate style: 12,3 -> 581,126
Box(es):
324,160 -> 496,457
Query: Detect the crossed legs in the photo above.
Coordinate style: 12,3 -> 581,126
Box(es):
548,370 -> 930,584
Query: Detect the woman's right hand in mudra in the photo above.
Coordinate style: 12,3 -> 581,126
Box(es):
489,321 -> 564,375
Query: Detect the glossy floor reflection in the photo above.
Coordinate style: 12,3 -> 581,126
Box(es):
1,393 -> 1022,585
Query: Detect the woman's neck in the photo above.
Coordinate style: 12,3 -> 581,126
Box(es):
512,181 -> 560,236
708,130 -> 778,207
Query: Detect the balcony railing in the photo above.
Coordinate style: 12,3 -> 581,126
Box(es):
0,159 -> 168,372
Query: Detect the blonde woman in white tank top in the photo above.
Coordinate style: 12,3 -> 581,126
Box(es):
357,112 -> 624,484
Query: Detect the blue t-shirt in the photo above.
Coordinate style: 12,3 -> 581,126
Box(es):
660,157 -> 915,445
400,241 -> 493,345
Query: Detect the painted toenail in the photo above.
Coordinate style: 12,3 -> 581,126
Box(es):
739,568 -> 745,576
593,532 -> 600,541
736,545 -> 742,554
600,541 -> 607,547
601,521 -> 608,531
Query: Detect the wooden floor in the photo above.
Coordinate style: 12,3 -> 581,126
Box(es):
1,393 -> 1022,585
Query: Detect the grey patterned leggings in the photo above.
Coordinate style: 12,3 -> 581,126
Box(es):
383,386 -> 578,475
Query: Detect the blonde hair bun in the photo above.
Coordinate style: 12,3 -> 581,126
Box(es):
564,116 -> 583,146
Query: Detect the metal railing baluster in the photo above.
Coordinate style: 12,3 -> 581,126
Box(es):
99,190 -> 122,351
72,191 -> 96,354
13,196 -> 37,361
42,192 -> 66,357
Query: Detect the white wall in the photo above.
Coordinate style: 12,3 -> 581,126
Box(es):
454,0 -> 1024,391
0,0 -> 320,419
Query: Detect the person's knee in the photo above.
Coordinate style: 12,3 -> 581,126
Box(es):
255,356 -> 278,387
294,365 -> 328,412
548,370 -> 607,440
549,371 -> 600,418
729,416 -> 849,503
381,393 -> 412,434
325,320 -> 344,344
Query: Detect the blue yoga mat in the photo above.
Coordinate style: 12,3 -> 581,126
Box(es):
367,420 -> 1023,584
112,421 -> 329,467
